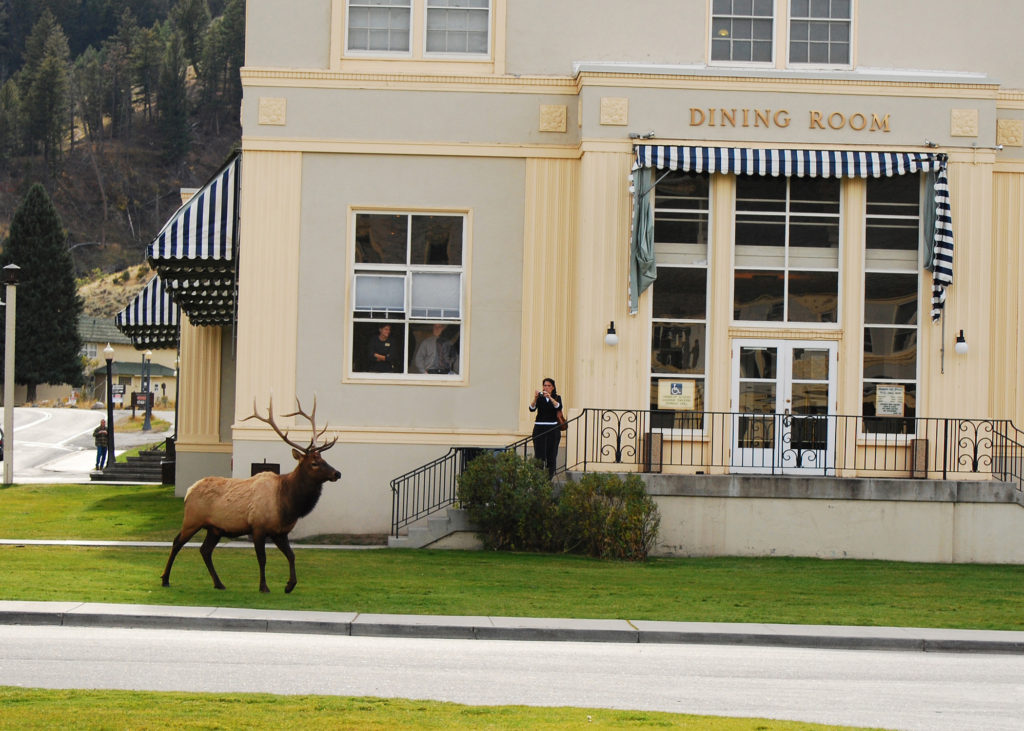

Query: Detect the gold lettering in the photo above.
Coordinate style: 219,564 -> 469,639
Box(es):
809,111 -> 825,129
708,108 -> 717,126
828,112 -> 845,130
774,110 -> 791,128
743,109 -> 751,127
690,108 -> 705,126
755,109 -> 770,127
870,113 -> 891,132
849,113 -> 867,131
721,108 -> 737,127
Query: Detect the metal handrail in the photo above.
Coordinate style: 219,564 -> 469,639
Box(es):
390,410 -> 1024,536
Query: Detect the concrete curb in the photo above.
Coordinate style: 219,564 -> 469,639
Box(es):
2,600 -> 1024,654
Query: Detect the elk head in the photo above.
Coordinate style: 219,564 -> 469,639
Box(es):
244,396 -> 341,483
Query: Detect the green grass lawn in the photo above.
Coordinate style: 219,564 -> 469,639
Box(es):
1,483 -> 1023,630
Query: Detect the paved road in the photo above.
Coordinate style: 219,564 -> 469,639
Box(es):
3,624 -> 1023,730
4,407 -> 173,483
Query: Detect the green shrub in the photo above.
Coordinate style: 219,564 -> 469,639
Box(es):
558,473 -> 661,561
456,450 -> 558,551
457,453 -> 661,560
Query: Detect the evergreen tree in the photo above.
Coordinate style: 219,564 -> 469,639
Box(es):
20,11 -> 69,166
156,32 -> 189,163
171,0 -> 210,72
0,78 -> 21,158
0,183 -> 85,402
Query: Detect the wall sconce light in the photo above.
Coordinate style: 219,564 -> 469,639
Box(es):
604,321 -> 619,346
954,329 -> 968,355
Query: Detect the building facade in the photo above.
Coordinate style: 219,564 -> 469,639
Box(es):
170,1 -> 1024,538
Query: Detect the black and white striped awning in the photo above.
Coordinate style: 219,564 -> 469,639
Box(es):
147,152 -> 239,326
114,276 -> 179,348
632,145 -> 953,320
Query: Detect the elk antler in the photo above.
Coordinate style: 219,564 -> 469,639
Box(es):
242,396 -> 310,453
282,396 -> 338,452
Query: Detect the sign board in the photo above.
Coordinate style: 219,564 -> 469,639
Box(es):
657,379 -> 696,410
875,384 -> 905,417
111,384 -> 125,405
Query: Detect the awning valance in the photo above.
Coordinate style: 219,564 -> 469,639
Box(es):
148,152 -> 239,327
114,275 -> 180,348
629,146 -> 953,320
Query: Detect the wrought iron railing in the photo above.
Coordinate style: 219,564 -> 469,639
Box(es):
390,410 -> 1024,536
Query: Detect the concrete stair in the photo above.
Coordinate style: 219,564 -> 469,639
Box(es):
91,449 -> 168,484
388,508 -> 480,549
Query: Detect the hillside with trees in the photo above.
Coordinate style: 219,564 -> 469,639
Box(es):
0,0 -> 244,281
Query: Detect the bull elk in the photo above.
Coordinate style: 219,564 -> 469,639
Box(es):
161,397 -> 341,593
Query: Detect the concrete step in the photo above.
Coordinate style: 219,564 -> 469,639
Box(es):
388,508 -> 479,548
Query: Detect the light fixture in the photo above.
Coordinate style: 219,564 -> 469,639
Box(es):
604,321 -> 619,347
954,329 -> 968,355
628,130 -> 656,140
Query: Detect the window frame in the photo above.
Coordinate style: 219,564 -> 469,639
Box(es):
860,174 -> 923,433
709,0 -> 777,68
732,175 -> 842,327
649,171 -> 712,435
342,0 -> 494,64
349,209 -> 467,381
786,0 -> 853,69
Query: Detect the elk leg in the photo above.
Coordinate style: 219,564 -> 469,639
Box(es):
271,534 -> 297,593
161,527 -> 200,587
253,531 -> 270,593
199,530 -> 226,590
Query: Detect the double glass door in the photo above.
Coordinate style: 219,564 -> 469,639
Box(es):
731,340 -> 837,474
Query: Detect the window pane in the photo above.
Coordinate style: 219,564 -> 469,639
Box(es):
652,268 -> 707,319
650,378 -> 706,420
867,176 -> 919,215
752,40 -> 773,62
652,323 -> 706,375
864,327 -> 917,379
411,215 -> 463,265
411,272 -> 461,318
348,1 -> 411,52
425,1 -> 489,54
788,271 -> 838,322
410,322 -> 460,374
865,273 -> 918,325
354,274 -> 405,314
737,175 -> 786,211
354,321 -> 404,373
356,214 -> 407,264
867,221 -> 919,251
735,270 -> 784,321
862,382 -> 916,422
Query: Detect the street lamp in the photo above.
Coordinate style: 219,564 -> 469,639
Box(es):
142,349 -> 152,431
3,263 -> 19,486
103,342 -> 115,469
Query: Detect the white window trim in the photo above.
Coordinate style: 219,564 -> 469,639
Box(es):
348,209 -> 468,382
706,0 -> 855,71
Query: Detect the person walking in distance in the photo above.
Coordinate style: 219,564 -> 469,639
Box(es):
529,377 -> 564,477
93,419 -> 109,470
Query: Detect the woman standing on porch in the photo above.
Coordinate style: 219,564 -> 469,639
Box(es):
529,377 -> 564,477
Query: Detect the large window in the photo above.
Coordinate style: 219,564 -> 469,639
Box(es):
650,172 -> 710,428
863,176 -> 920,430
351,212 -> 464,377
346,0 -> 490,56
710,0 -> 852,67
733,175 -> 840,324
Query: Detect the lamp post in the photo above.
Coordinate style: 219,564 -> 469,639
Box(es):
2,264 -> 19,486
103,343 -> 115,469
142,349 -> 152,431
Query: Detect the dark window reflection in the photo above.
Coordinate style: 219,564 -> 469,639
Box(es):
355,214 -> 407,264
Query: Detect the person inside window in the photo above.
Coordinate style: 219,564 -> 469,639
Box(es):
529,377 -> 564,477
93,419 -> 109,470
414,323 -> 454,374
367,324 -> 397,373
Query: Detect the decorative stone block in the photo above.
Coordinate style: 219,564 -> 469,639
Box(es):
996,119 -> 1024,147
600,97 -> 629,126
950,108 -> 978,137
539,104 -> 567,133
258,97 -> 287,126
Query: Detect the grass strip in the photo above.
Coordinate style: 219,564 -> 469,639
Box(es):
0,687 -> 874,730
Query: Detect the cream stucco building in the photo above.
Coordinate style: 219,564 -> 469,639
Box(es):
155,1 -> 1024,543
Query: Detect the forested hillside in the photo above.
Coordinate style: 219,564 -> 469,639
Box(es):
0,0 -> 243,278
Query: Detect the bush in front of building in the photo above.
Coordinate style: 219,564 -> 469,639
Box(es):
456,450 -> 558,552
558,473 -> 661,561
457,452 -> 661,559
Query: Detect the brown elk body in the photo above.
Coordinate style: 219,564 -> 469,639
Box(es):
161,398 -> 340,593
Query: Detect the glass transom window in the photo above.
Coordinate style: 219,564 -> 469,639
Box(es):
352,212 -> 465,377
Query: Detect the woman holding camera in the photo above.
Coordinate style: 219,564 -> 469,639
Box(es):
529,377 -> 564,477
